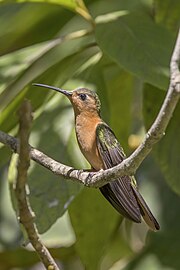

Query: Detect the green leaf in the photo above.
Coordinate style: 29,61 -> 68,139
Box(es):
143,84 -> 180,195
0,144 -> 12,167
0,31 -> 93,112
0,165 -> 21,248
0,0 -> 92,24
104,67 -> 134,152
17,0 -> 79,10
0,2 -> 72,55
95,11 -> 174,90
155,0 -> 180,33
69,188 -> 121,270
90,0 -> 151,18
0,245 -> 76,269
100,229 -> 133,270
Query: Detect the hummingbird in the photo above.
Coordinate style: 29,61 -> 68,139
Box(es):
33,83 -> 160,231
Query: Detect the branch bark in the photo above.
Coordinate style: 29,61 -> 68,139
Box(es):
0,29 -> 180,188
15,100 -> 60,270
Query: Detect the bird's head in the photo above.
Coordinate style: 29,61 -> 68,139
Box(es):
33,83 -> 101,116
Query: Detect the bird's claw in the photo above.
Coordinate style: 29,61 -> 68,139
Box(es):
77,169 -> 84,178
84,171 -> 96,186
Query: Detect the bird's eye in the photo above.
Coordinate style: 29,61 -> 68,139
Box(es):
79,93 -> 87,101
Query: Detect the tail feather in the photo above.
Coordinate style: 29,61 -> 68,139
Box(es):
100,181 -> 160,231
131,185 -> 160,231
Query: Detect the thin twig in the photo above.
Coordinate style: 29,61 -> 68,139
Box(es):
15,100 -> 60,270
0,29 -> 180,188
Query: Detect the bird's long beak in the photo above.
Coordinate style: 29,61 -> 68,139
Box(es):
33,83 -> 72,98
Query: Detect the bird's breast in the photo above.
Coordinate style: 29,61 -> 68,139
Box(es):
75,114 -> 104,171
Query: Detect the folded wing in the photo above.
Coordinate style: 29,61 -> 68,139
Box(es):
96,123 -> 141,223
96,123 -> 160,230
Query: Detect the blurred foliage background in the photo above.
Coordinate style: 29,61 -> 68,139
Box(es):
0,0 -> 180,269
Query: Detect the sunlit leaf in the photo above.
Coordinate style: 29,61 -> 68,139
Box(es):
0,0 -> 93,23
17,0 -> 79,9
0,31 -> 93,112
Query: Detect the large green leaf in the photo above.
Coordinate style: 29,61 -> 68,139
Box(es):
95,11 -> 174,90
155,0 -> 180,34
143,84 -> 180,195
69,188 -> 121,270
0,2 -> 72,55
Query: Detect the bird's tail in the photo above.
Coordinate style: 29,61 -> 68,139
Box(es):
100,180 -> 160,231
131,185 -> 160,231
99,179 -> 142,224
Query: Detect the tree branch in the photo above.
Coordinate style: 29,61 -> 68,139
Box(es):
15,100 -> 60,270
0,29 -> 180,188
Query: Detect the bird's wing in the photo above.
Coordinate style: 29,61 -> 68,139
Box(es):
96,123 -> 141,223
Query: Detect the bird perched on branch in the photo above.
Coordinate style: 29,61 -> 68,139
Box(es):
33,83 -> 160,231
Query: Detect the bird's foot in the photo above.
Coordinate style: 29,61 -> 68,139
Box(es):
84,171 -> 96,187
85,169 -> 104,187
77,168 -> 93,178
